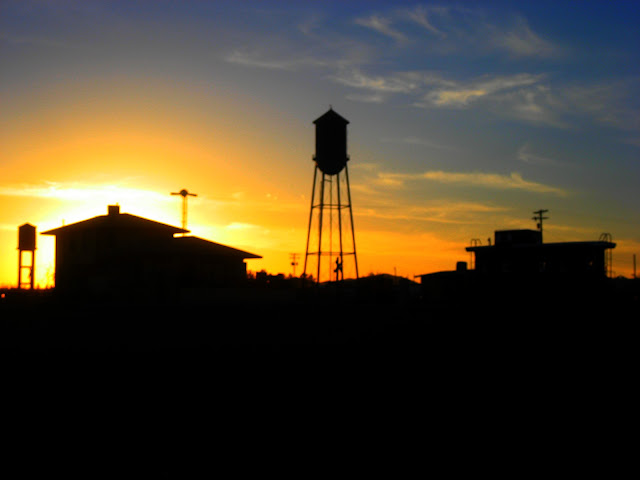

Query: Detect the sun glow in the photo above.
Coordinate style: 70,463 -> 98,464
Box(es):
0,181 -> 185,288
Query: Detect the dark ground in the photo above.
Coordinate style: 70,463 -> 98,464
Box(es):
2,275 -> 637,354
2,277 -> 635,475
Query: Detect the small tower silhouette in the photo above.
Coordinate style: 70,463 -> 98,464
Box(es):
17,223 -> 36,289
303,108 -> 359,283
171,189 -> 197,233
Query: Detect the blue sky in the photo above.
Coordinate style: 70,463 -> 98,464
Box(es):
1,0 -> 639,281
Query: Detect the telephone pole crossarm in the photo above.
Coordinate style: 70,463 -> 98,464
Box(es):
532,209 -> 549,241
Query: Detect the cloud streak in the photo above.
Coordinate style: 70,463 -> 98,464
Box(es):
0,181 -> 171,203
356,201 -> 508,225
225,50 -> 327,71
332,68 -> 563,126
376,170 -> 567,195
404,6 -> 446,38
490,16 -> 558,58
220,5 -> 635,132
354,6 -> 560,58
517,143 -> 565,167
330,68 -> 420,94
380,136 -> 458,151
355,14 -> 407,43
418,73 -> 544,107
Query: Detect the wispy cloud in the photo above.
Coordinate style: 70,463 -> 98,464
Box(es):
225,5 -> 562,74
332,69 -> 545,109
517,143 -> 565,167
380,136 -> 458,151
225,50 -> 326,71
0,32 -> 79,50
412,73 -> 571,127
375,170 -> 567,195
490,16 -> 558,57
426,89 -> 486,107
345,92 -> 386,104
225,222 -> 262,231
332,68 -> 568,127
560,79 -> 640,131
221,6 -> 633,132
0,181 -> 171,203
404,6 -> 446,37
354,6 -> 560,58
330,68 -> 419,93
357,201 -> 508,225
419,73 -> 544,107
355,14 -> 407,43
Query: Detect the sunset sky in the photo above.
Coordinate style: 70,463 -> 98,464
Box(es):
1,0 -> 639,287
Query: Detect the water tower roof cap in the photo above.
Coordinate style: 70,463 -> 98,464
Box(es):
313,108 -> 349,126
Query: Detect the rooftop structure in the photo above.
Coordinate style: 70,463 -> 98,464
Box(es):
417,225 -> 617,304
466,229 -> 615,279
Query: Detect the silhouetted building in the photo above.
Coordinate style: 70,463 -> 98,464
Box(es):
466,229 -> 615,279
41,205 -> 261,294
417,229 -> 616,303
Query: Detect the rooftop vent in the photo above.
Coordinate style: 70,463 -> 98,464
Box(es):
108,205 -> 120,216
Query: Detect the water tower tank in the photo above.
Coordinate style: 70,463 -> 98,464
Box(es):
18,223 -> 36,251
313,108 -> 349,175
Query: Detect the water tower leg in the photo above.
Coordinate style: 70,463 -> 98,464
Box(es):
336,171 -> 344,281
18,251 -> 22,290
344,164 -> 359,279
316,172 -> 326,283
303,165 -> 318,279
30,250 -> 35,290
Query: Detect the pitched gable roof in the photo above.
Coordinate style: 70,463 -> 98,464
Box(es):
172,236 -> 261,259
39,207 -> 261,260
313,107 -> 349,125
41,212 -> 188,236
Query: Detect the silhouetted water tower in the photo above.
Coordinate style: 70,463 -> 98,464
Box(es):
303,108 -> 359,283
18,223 -> 36,289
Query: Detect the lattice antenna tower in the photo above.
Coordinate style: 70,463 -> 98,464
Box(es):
171,189 -> 197,233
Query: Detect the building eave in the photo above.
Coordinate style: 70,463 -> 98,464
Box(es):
41,213 -> 188,236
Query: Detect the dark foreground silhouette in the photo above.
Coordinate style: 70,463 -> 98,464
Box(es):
1,274 -> 637,354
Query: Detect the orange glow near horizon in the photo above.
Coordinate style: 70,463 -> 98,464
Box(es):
0,79 -> 315,286
0,178 -> 467,288
1,71 -> 637,287
1,180 -> 637,287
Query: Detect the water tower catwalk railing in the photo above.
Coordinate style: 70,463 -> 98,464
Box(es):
303,108 -> 359,284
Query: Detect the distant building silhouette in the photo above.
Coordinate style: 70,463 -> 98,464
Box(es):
417,229 -> 616,303
41,205 -> 261,294
465,229 -> 615,279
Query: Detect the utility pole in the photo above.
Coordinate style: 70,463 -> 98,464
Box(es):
171,189 -> 197,233
532,209 -> 549,242
290,253 -> 299,277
